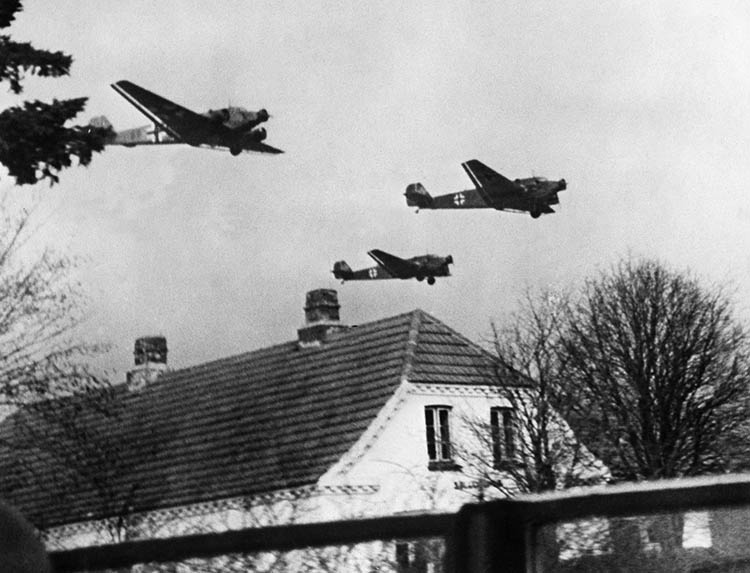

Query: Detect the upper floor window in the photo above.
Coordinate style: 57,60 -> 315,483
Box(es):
491,407 -> 516,468
425,405 -> 457,470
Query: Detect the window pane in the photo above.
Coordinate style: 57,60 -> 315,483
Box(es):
491,409 -> 502,465
438,409 -> 451,460
425,408 -> 436,461
503,410 -> 515,457
395,541 -> 410,568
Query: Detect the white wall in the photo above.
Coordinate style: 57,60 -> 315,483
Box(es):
318,381 -> 515,519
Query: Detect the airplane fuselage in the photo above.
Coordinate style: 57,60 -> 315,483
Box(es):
332,251 -> 453,285
405,164 -> 566,218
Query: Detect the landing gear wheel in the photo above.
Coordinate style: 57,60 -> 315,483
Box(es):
427,276 -> 436,285
530,210 -> 541,219
417,275 -> 425,282
230,145 -> 242,156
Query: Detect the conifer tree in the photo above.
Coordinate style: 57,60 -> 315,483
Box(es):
0,0 -> 110,185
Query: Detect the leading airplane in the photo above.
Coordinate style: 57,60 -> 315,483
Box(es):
405,159 -> 566,218
94,80 -> 283,155
333,249 -> 453,285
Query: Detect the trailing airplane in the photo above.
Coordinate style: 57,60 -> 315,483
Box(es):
92,80 -> 283,155
333,249 -> 453,285
405,159 -> 566,218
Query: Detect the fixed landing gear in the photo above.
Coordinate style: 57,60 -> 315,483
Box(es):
229,145 -> 242,156
530,210 -> 542,219
417,275 -> 436,285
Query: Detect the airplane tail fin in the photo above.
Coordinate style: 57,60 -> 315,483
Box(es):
88,116 -> 116,143
332,261 -> 354,281
404,183 -> 433,209
89,115 -> 113,130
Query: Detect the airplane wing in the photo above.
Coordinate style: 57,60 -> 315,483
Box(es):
247,141 -> 285,155
367,249 -> 417,279
462,159 -> 519,206
111,80 -> 216,143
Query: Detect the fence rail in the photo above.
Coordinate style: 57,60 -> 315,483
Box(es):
48,473 -> 750,572
49,512 -> 455,572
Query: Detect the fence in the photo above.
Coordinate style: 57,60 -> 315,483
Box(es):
49,473 -> 750,572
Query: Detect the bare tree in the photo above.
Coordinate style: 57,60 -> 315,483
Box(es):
0,201 -> 144,544
458,288 -> 607,497
560,257 -> 750,481
0,201 -> 103,407
1,380 -> 167,544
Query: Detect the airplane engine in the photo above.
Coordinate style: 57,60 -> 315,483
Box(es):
207,109 -> 230,125
247,127 -> 267,142
236,109 -> 270,132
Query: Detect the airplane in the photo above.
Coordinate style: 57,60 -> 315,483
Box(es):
404,159 -> 566,218
332,249 -> 453,285
91,80 -> 283,155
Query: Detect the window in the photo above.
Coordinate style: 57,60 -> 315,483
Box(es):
394,540 -> 437,573
491,407 -> 516,468
395,541 -> 411,570
425,405 -> 457,470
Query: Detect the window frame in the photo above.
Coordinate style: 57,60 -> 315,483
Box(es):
491,406 -> 517,469
424,405 -> 459,471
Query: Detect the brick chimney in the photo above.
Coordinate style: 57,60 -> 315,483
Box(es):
126,335 -> 168,389
297,289 -> 347,347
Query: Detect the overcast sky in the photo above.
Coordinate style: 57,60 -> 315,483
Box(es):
2,1 -> 750,377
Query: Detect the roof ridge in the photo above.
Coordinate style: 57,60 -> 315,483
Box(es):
162,309 -> 421,378
398,310 -> 423,383
413,308 -> 500,364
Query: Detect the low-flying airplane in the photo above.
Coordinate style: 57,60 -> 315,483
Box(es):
332,249 -> 453,285
92,80 -> 283,155
405,159 -> 566,218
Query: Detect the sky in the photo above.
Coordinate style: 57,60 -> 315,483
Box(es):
2,1 -> 750,377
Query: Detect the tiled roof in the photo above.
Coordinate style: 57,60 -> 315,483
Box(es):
0,310 -> 502,528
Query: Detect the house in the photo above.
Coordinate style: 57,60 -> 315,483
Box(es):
0,289 -> 597,569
